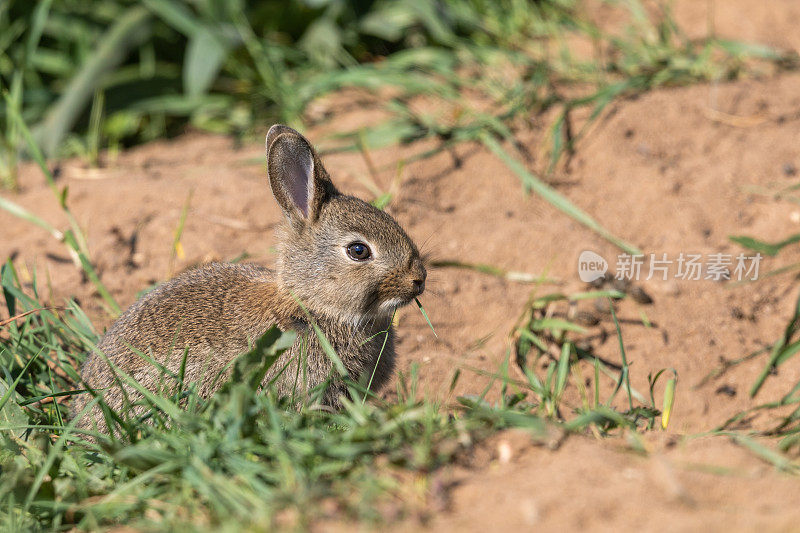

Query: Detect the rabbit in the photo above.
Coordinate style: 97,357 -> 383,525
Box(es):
74,124 -> 426,431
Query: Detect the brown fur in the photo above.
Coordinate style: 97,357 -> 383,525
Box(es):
74,125 -> 425,430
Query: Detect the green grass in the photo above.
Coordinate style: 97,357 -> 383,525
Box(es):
0,256 -> 680,530
722,224 -> 800,458
715,286 -> 800,456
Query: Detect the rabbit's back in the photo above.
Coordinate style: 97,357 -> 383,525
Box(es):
76,262 -> 298,417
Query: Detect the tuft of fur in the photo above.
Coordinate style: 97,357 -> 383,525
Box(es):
74,125 -> 425,429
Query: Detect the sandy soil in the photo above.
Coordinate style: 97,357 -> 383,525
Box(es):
3,1 -> 800,531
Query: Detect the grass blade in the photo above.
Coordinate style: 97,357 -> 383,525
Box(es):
607,298 -> 634,411
730,233 -> 800,257
751,288 -> 800,397
0,347 -> 43,418
415,297 -> 437,338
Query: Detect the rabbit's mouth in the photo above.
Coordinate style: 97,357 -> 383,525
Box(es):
372,268 -> 426,315
379,297 -> 409,313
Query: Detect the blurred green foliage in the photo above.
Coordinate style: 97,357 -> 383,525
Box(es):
1,0 -> 792,190
0,0 -> 564,161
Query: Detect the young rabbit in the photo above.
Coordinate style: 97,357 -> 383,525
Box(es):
75,125 -> 426,429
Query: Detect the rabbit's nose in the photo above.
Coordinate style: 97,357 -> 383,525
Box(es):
408,260 -> 426,296
412,278 -> 425,296
411,266 -> 426,296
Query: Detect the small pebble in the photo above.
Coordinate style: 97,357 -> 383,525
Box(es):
574,310 -> 601,326
594,298 -> 612,314
783,162 -> 797,177
629,286 -> 654,305
589,276 -> 606,289
612,277 -> 631,293
715,384 -> 737,397
497,441 -> 513,464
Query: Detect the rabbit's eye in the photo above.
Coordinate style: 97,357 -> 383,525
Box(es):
346,242 -> 371,261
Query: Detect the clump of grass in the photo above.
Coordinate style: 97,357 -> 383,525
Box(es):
684,235 -> 800,468
2,0 -> 391,164
715,287 -> 800,459
0,262 -> 534,529
512,288 -> 676,432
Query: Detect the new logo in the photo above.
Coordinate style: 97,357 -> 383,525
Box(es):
578,250 -> 608,282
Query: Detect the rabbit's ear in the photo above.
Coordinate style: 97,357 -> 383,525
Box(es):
266,125 -> 334,223
265,124 -> 296,151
